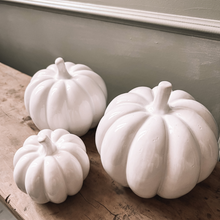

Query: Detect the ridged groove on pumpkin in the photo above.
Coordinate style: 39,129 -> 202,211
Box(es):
100,111 -> 150,186
42,155 -> 67,203
126,115 -> 167,198
105,92 -> 149,114
96,103 -> 148,154
56,142 -> 89,180
50,129 -> 70,143
157,114 -> 201,199
129,86 -> 154,103
30,80 -> 56,130
13,143 -> 39,167
168,90 -> 195,102
45,80 -> 90,135
170,99 -> 219,139
13,152 -> 39,193
71,69 -> 107,99
67,74 -> 106,128
25,157 -> 49,204
32,66 -> 57,80
30,69 -> 56,83
63,79 -> 94,134
169,111 -> 202,183
169,107 -> 218,182
96,91 -> 151,154
53,151 -> 84,196
67,64 -> 91,75
56,133 -> 86,151
25,77 -> 54,115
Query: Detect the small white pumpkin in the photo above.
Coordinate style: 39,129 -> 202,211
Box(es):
24,57 -> 107,136
96,81 -> 219,199
13,129 -> 90,204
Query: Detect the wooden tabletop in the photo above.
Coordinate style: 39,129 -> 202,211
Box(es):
0,62 -> 220,220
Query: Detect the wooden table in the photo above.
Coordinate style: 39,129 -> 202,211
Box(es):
0,62 -> 220,220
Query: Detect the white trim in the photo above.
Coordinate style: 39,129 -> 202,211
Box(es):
2,0 -> 220,36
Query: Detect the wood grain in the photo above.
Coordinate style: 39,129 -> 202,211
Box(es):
0,62 -> 220,220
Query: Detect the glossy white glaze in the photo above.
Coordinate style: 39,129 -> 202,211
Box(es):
95,81 -> 219,199
24,57 -> 107,136
13,128 -> 90,204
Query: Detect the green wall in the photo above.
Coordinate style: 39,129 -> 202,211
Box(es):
0,1 -> 220,128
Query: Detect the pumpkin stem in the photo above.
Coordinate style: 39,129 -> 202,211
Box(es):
151,81 -> 172,114
38,134 -> 57,156
55,57 -> 71,79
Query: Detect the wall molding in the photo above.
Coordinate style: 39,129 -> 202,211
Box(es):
2,0 -> 220,39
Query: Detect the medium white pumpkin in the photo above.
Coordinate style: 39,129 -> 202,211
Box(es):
96,81 -> 219,199
24,57 -> 107,136
13,129 -> 90,204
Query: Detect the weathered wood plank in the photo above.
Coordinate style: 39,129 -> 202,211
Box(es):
0,62 -> 220,220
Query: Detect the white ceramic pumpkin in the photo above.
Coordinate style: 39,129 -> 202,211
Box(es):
96,81 -> 219,199
24,57 -> 107,136
13,129 -> 90,204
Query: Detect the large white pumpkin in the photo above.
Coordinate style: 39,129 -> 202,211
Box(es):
95,81 -> 219,199
13,129 -> 90,204
24,57 -> 107,136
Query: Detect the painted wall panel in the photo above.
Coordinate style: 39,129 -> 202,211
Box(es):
0,2 -> 220,128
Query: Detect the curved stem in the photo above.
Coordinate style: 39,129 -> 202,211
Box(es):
55,57 -> 71,79
38,134 -> 57,156
151,81 -> 172,114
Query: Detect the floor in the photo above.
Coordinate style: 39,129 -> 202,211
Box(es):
0,201 -> 17,220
